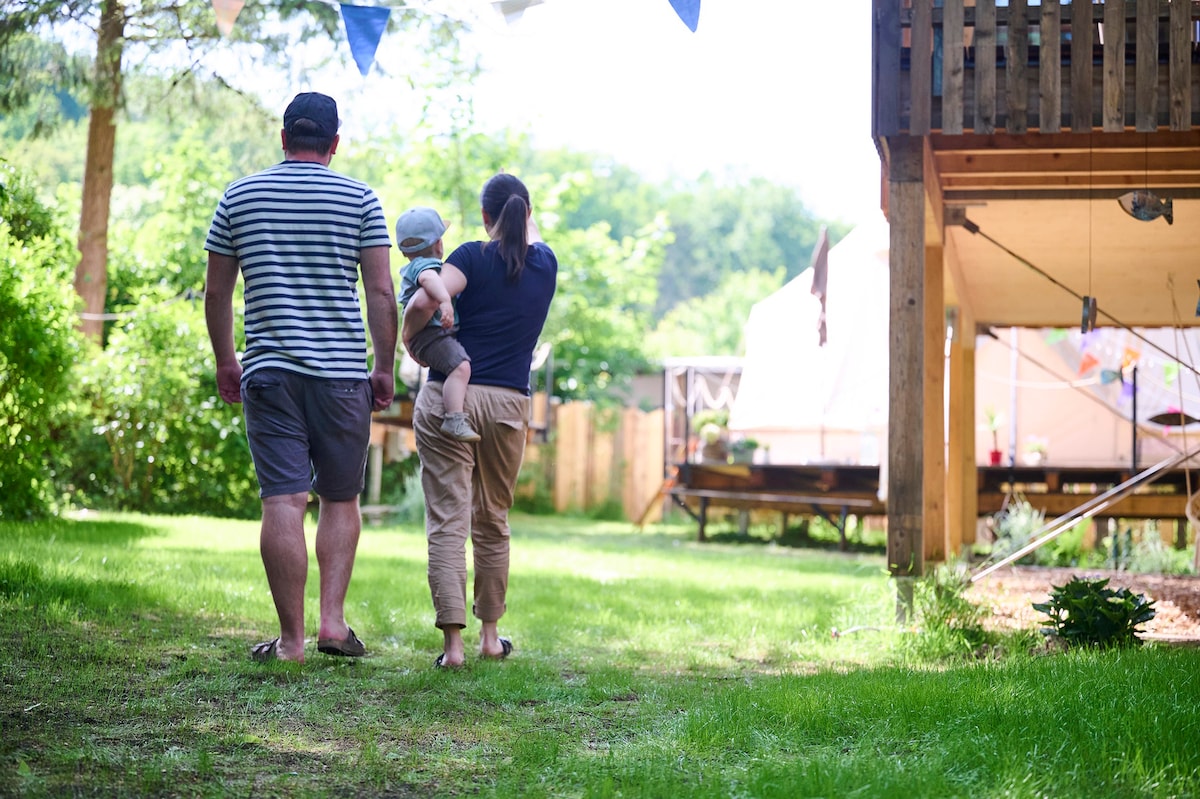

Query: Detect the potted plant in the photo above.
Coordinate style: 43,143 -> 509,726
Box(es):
1022,436 -> 1048,466
692,409 -> 730,462
727,436 -> 760,464
984,407 -> 1003,466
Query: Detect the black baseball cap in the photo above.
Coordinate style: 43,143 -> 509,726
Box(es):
283,92 -> 339,138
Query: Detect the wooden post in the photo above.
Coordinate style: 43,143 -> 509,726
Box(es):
924,242 -> 946,563
961,320 -> 978,547
946,309 -> 966,557
887,135 -> 926,583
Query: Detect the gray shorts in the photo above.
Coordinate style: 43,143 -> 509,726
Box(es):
409,326 -> 470,375
241,368 -> 373,501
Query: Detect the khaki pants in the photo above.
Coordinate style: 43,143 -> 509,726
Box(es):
414,381 -> 529,629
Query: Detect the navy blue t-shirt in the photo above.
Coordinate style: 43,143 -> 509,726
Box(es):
431,240 -> 557,394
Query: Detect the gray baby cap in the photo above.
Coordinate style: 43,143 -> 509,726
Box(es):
396,207 -> 450,254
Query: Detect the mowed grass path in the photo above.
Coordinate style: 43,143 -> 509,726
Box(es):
2,512 -> 1198,798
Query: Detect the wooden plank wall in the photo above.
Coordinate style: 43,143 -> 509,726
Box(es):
881,0 -> 1199,136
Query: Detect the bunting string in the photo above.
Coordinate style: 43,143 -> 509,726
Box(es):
209,0 -> 698,74
962,217 -> 1200,384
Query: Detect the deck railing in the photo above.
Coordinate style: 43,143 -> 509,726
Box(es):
873,0 -> 1200,137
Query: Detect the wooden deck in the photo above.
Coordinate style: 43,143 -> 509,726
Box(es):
671,461 -> 1197,541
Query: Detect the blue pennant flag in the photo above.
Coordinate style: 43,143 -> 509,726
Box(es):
340,3 -> 391,77
669,0 -> 700,31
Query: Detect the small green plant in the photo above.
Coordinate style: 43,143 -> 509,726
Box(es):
1033,576 -> 1157,649
989,496 -> 1045,565
908,563 -> 999,659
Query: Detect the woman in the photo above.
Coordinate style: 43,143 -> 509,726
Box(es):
401,173 -> 557,668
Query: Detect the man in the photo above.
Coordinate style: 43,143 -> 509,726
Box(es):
204,92 -> 397,663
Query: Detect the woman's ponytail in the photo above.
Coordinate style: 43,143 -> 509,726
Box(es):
481,173 -> 531,282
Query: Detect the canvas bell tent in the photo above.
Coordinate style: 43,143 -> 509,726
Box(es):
729,213 -> 891,466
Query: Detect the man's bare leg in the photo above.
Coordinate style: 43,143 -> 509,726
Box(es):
260,492 -> 310,662
315,497 -> 362,643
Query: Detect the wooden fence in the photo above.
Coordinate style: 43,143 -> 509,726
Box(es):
525,401 -> 667,522
374,399 -> 669,523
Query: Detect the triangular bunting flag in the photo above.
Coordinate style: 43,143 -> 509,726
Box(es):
1164,362 -> 1180,386
492,0 -> 544,24
669,0 -> 701,31
1118,379 -> 1135,405
1078,352 -> 1099,376
340,3 -> 391,77
212,0 -> 245,37
1100,368 -> 1122,385
1044,328 -> 1068,344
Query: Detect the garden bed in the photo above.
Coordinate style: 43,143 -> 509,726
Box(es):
966,566 -> 1200,643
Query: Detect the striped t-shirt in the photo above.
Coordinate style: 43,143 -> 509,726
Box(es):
205,160 -> 391,380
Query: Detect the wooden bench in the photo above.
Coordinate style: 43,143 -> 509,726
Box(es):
668,486 -> 882,544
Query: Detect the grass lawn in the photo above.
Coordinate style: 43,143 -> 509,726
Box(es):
2,511 -> 1198,798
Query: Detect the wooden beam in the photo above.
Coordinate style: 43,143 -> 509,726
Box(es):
929,130 -> 1200,153
944,186 -> 1200,202
923,137 -> 945,244
933,148 -> 1200,177
977,492 -> 1190,518
887,135 -> 927,578
939,173 -> 1200,190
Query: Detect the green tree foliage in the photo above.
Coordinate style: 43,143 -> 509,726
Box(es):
657,175 -> 843,315
533,171 -> 666,402
108,126 -> 232,303
0,163 -> 82,518
646,267 -> 788,358
0,30 -> 88,136
0,2 -> 466,338
524,148 -> 668,243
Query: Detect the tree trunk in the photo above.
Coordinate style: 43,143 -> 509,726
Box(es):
75,0 -> 126,341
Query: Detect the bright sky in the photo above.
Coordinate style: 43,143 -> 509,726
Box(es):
245,0 -> 882,225
461,0 -> 881,224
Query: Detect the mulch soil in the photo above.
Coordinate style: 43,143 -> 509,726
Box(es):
965,566 -> 1200,643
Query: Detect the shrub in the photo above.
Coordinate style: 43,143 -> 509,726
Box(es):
1033,576 -> 1157,649
0,168 -> 81,519
67,298 -> 258,518
1125,531 -> 1194,575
